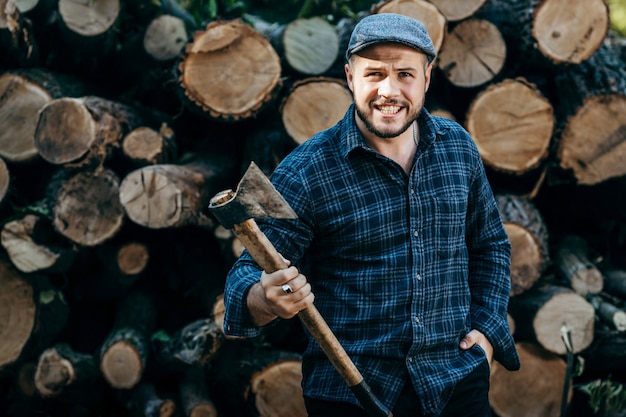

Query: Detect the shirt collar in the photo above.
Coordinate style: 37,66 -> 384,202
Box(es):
339,103 -> 445,158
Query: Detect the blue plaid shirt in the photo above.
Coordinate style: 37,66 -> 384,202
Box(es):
224,104 -> 520,417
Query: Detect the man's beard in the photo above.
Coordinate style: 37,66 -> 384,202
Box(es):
355,101 -> 420,139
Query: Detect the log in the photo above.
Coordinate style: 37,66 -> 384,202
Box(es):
489,342 -> 572,417
427,0 -> 487,22
1,212 -> 77,273
249,15 -> 340,76
466,78 -> 554,175
588,294 -> 626,332
179,367 -> 217,417
0,156 -> 9,204
99,291 -> 158,389
177,19 -> 282,121
496,193 -> 549,296
207,341 -> 306,417
280,77 -> 353,145
34,96 -> 145,170
122,123 -> 178,167
0,0 -> 39,67
119,152 -> 236,229
554,235 -> 604,296
127,381 -> 177,417
46,168 -> 125,247
371,0 -> 447,53
436,17 -> 506,88
33,343 -> 100,398
601,269 -> 626,299
508,283 -> 595,354
554,43 -> 626,185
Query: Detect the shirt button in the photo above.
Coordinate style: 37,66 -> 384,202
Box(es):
416,274 -> 421,281
407,356 -> 414,363
410,189 -> 415,194
414,316 -> 420,323
413,230 -> 418,237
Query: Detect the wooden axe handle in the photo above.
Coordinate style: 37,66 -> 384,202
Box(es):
232,219 -> 393,417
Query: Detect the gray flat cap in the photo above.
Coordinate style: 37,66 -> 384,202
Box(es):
346,13 -> 436,63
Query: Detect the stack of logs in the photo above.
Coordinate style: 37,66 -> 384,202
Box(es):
1,0 -> 626,416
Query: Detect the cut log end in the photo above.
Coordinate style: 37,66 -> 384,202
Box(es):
283,17 -> 340,75
100,341 -> 143,389
144,14 -> 188,61
250,360 -> 307,417
34,348 -> 75,397
504,222 -> 544,296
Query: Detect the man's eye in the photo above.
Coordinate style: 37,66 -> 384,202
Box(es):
399,72 -> 412,78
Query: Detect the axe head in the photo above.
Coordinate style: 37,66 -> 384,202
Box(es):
208,162 -> 297,229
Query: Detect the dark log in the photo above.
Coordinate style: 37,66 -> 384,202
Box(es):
34,96 -> 145,170
581,324 -> 626,373
46,168 -> 125,247
119,151 -> 236,229
122,123 -> 178,167
1,212 -> 77,273
179,367 -> 217,417
213,225 -> 245,267
99,291 -> 158,389
207,340 -> 306,417
466,78 -> 554,175
371,0 -> 447,53
127,380 -> 176,417
248,15 -> 340,76
588,294 -> 626,332
279,77 -> 352,145
152,317 -> 225,369
554,235 -> 604,296
177,19 -> 282,121
601,269 -> 626,299
508,283 -> 595,354
437,17 -> 506,88
489,342 -> 572,417
33,343 -> 101,399
554,43 -> 626,185
496,193 -> 549,296
0,2 -> 39,68
428,0 -> 487,22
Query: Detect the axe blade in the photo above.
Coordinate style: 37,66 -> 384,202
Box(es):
209,162 -> 297,229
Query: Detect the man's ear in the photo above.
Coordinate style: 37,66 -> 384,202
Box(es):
424,63 -> 433,93
344,63 -> 354,92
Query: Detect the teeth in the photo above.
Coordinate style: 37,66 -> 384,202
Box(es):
379,106 -> 400,114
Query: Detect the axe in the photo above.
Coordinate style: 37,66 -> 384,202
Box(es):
209,162 -> 392,417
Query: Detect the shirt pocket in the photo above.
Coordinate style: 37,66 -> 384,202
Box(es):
435,197 -> 467,257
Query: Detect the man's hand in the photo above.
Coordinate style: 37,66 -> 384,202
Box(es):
246,261 -> 314,327
460,329 -> 493,365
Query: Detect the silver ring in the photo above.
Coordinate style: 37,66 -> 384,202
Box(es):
281,284 -> 293,294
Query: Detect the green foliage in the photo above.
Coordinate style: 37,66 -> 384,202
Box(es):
578,378 -> 626,416
609,0 -> 626,36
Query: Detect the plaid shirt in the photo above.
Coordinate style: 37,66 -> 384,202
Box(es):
224,105 -> 520,417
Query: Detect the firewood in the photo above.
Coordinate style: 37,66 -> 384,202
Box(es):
554,235 -> 604,296
489,342 -> 572,417
554,43 -> 626,185
496,193 -> 549,296
601,269 -> 626,299
582,323 -> 626,373
249,15 -> 340,76
1,213 -> 77,273
127,380 -> 176,417
0,156 -> 9,204
99,291 -> 158,389
508,283 -> 595,355
0,1 -> 39,67
0,258 -> 36,372
371,0 -> 447,53
46,168 -> 125,247
34,343 -> 100,398
588,294 -> 626,332
507,0 -> 609,67
427,0 -> 487,22
177,19 -> 282,121
466,78 -> 554,175
122,123 -> 178,167
34,96 -> 144,170
179,367 -> 217,417
207,341 -> 306,417
152,317 -> 225,369
280,77 -> 353,145
437,18 -> 506,88
119,151 -> 236,229
213,225 -> 245,267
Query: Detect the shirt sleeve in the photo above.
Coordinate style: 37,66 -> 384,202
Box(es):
466,159 -> 521,371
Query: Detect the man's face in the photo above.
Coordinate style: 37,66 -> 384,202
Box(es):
345,43 -> 432,139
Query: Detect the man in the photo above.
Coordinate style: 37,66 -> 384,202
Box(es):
223,13 -> 520,417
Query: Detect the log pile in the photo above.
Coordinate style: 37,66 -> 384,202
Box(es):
0,0 -> 625,416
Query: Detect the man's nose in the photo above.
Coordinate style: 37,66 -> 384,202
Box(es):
378,77 -> 398,98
